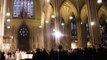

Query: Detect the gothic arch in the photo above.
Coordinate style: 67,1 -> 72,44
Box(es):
60,0 -> 77,24
80,4 -> 88,24
43,4 -> 53,22
98,5 -> 107,19
46,4 -> 53,22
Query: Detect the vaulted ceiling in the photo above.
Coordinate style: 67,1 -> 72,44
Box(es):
41,0 -> 107,24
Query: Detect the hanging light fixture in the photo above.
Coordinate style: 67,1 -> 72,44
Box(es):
47,0 -> 50,3
61,23 -> 64,26
7,19 -> 11,22
6,12 -> 10,16
7,26 -> 11,29
90,21 -> 95,26
39,25 -> 42,28
69,16 -> 73,20
51,15 -> 55,18
6,8 -> 10,16
97,0 -> 102,4
45,20 -> 49,23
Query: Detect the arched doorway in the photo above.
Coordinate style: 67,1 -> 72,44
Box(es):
17,24 -> 30,51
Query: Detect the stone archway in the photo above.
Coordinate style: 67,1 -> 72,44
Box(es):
17,24 -> 30,51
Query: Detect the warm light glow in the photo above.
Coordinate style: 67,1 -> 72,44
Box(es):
7,19 -> 10,22
71,42 -> 77,49
61,23 -> 64,26
51,15 -> 55,18
106,19 -> 107,22
97,0 -> 102,4
90,21 -> 95,26
69,16 -> 73,20
45,20 -> 49,23
81,22 -> 82,24
53,29 -> 55,32
11,36 -> 13,39
7,26 -> 10,29
53,31 -> 62,38
87,41 -> 91,47
6,12 -> 10,16
39,25 -> 42,28
47,0 -> 50,3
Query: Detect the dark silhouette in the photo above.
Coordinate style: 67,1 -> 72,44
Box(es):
32,45 -> 107,60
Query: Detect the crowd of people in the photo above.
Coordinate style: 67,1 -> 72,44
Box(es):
0,45 -> 107,60
32,45 -> 107,60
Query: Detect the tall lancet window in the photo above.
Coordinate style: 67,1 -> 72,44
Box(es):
70,18 -> 77,37
13,0 -> 34,18
85,20 -> 89,38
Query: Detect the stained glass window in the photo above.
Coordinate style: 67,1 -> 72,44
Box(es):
85,20 -> 89,38
18,25 -> 29,39
70,19 -> 77,36
13,0 -> 34,18
17,24 -> 30,51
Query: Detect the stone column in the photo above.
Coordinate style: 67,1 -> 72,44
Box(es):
0,0 -> 6,50
40,27 -> 45,49
35,30 -> 38,49
64,23 -> 72,49
50,18 -> 56,49
45,22 -> 51,50
33,27 -> 39,49
77,18 -> 83,48
44,24 -> 47,49
86,0 -> 101,47
37,27 -> 45,49
11,26 -> 17,51
81,23 -> 88,48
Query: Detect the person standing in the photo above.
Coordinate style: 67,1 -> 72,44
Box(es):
15,50 -> 21,60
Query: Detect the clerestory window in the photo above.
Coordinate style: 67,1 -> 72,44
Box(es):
13,0 -> 34,18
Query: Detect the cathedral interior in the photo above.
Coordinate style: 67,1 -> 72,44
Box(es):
0,0 -> 107,51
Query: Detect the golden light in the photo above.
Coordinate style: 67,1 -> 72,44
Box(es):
51,15 -> 55,18
87,41 -> 91,47
6,12 -> 10,16
106,19 -> 107,22
7,26 -> 11,29
61,23 -> 64,26
69,16 -> 73,20
71,42 -> 77,49
45,20 -> 49,23
7,19 -> 10,22
47,0 -> 50,3
90,21 -> 95,26
39,25 -> 42,28
97,0 -> 102,4
53,31 -> 62,38
81,22 -> 82,24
